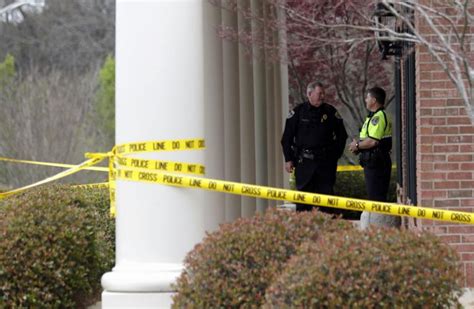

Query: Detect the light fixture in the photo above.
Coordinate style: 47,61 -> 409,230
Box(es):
373,2 -> 403,60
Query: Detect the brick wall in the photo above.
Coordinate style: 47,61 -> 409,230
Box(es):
415,1 -> 474,287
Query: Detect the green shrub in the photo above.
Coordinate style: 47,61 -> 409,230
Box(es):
334,168 -> 397,220
0,185 -> 114,308
172,208 -> 353,308
335,168 -> 397,202
265,228 -> 463,308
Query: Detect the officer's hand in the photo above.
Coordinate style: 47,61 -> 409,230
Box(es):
285,161 -> 294,173
348,139 -> 359,154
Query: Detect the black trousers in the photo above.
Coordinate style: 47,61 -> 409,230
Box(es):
295,158 -> 348,217
363,156 -> 392,202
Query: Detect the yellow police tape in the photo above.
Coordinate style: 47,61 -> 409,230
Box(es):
114,168 -> 473,225
0,156 -> 106,199
0,156 -> 108,172
0,138 -> 472,225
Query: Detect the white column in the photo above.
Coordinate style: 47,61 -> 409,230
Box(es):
203,1 -> 225,229
251,0 -> 269,213
101,1 -> 221,307
222,7 -> 242,221
237,1 -> 256,218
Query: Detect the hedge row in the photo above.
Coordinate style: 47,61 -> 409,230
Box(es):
172,209 -> 354,308
0,185 -> 114,308
173,208 -> 463,308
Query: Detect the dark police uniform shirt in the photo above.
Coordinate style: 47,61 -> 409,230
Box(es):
281,102 -> 347,164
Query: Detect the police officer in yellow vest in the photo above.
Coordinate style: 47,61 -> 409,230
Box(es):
349,87 -> 400,228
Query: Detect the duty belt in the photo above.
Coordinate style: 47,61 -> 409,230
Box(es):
299,148 -> 328,161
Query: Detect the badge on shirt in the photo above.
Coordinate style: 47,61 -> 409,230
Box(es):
287,110 -> 295,119
321,114 -> 327,123
335,111 -> 342,119
371,116 -> 379,125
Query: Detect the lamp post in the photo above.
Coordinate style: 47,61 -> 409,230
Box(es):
373,2 -> 403,60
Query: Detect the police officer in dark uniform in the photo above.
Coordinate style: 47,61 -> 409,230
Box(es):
348,86 -> 400,228
281,81 -> 348,215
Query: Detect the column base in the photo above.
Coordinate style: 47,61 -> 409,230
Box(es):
101,262 -> 182,308
102,291 -> 174,309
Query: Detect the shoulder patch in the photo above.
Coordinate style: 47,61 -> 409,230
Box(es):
287,110 -> 295,119
371,116 -> 379,125
335,111 -> 342,119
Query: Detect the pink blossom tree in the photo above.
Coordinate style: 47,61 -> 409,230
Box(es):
211,0 -> 394,138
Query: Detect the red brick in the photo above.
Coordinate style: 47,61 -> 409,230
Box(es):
461,199 -> 474,207
445,108 -> 460,116
461,163 -> 474,169
433,220 -> 451,226
420,199 -> 434,207
434,181 -> 460,189
420,144 -> 433,153
420,108 -> 433,116
421,181 -> 433,189
452,244 -> 474,253
447,135 -> 473,143
421,172 -> 447,180
447,98 -> 464,106
447,172 -> 472,180
420,71 -> 431,79
420,162 -> 434,171
448,190 -> 473,198
418,53 -> 434,63
459,207 -> 474,213
448,154 -> 473,162
434,163 -> 459,170
434,145 -> 459,152
439,234 -> 461,244
421,80 -> 449,88
460,126 -> 474,134
432,136 -> 447,143
420,98 -> 447,107
419,62 -> 440,72
461,181 -> 474,188
432,71 -> 449,80
420,136 -> 433,143
420,117 -> 447,125
420,127 -> 433,135
419,90 -> 432,98
422,225 -> 448,234
462,235 -> 474,243
421,190 -> 447,198
447,117 -> 472,125
462,253 -> 474,262
460,145 -> 474,152
422,154 -> 447,162
433,127 -> 459,134
432,89 -> 457,98
449,226 -> 474,234
434,199 -> 460,207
